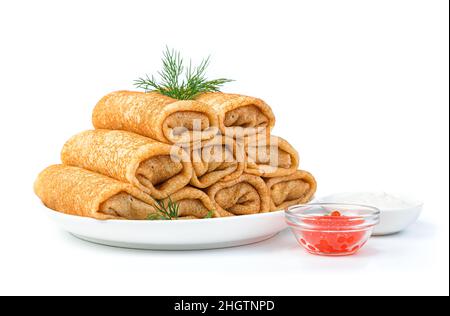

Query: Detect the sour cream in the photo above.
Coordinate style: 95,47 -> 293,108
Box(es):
317,192 -> 423,235
319,192 -> 414,210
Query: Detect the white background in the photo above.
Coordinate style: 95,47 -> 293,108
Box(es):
0,0 -> 448,296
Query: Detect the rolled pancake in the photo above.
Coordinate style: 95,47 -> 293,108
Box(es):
167,187 -> 220,219
34,165 -> 157,220
61,130 -> 192,200
187,136 -> 245,188
266,170 -> 317,211
196,92 -> 275,137
92,91 -> 219,144
207,174 -> 271,217
244,134 -> 299,178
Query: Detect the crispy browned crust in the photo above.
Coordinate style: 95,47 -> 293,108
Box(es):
244,135 -> 299,178
207,174 -> 271,216
34,165 -> 156,220
196,92 -> 275,136
265,170 -> 317,211
92,91 -> 219,144
61,129 -> 192,200
188,135 -> 245,188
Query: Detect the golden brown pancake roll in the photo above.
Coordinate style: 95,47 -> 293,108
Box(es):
243,134 -> 299,178
187,135 -> 245,188
34,165 -> 157,220
61,130 -> 192,200
266,170 -> 317,211
196,92 -> 275,137
166,187 -> 220,219
92,91 -> 219,144
207,174 -> 271,217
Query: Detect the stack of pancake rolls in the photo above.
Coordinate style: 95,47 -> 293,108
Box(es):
34,90 -> 317,220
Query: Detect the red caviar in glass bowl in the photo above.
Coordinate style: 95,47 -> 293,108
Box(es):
285,204 -> 380,256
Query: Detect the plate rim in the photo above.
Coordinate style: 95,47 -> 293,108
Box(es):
43,204 -> 286,224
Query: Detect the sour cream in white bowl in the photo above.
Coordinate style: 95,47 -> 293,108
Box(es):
317,192 -> 424,236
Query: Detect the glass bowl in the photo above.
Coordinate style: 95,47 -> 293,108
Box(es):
285,203 -> 380,256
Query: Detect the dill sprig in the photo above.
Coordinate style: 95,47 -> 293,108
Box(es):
134,47 -> 233,100
147,197 -> 180,220
204,210 -> 214,219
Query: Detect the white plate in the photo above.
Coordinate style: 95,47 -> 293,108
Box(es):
45,206 -> 287,250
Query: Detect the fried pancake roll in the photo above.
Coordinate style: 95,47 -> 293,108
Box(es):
266,170 -> 317,211
244,134 -> 299,178
61,130 -> 192,200
187,136 -> 245,188
166,187 -> 220,219
196,92 -> 275,137
207,174 -> 271,217
34,165 -> 157,220
92,91 -> 219,144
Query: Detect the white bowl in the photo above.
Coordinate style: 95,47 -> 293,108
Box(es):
316,192 -> 423,236
44,206 -> 287,250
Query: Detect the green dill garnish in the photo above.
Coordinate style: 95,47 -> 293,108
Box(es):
147,197 -> 180,220
134,47 -> 233,100
204,210 -> 214,219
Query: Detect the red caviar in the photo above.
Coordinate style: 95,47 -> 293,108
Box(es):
286,204 -> 379,256
296,213 -> 368,256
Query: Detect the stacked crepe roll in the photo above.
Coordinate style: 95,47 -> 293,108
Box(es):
35,90 -> 316,220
